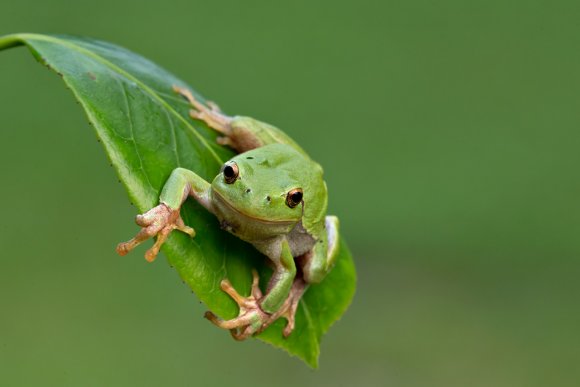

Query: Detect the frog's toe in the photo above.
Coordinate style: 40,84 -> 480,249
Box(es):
173,84 -> 232,135
282,300 -> 299,337
175,216 -> 195,237
206,100 -> 222,113
204,310 -> 257,330
204,305 -> 268,341
204,270 -> 269,340
116,203 -> 195,262
216,136 -> 233,147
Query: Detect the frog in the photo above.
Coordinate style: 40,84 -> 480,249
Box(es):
116,86 -> 340,340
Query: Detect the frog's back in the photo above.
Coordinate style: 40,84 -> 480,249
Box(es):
231,116 -> 308,157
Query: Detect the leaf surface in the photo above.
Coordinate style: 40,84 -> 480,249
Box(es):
0,33 -> 356,367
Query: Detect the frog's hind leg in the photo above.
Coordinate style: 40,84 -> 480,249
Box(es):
325,215 -> 340,268
262,216 -> 340,337
261,277 -> 307,337
174,85 -> 302,154
172,85 -> 233,141
204,270 -> 269,341
300,216 -> 340,284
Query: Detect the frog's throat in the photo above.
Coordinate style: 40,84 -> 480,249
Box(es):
211,189 -> 297,226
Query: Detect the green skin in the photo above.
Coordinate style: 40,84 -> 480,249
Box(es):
117,87 -> 339,339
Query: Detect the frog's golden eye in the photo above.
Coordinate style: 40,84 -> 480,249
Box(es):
223,162 -> 239,184
286,188 -> 303,208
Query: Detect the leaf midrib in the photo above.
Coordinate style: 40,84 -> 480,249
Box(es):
15,33 -> 224,166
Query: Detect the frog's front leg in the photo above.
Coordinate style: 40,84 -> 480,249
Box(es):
205,239 -> 297,340
116,168 -> 211,262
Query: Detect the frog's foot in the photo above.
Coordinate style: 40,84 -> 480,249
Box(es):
116,203 -> 195,262
204,270 -> 270,341
173,85 -> 232,138
263,277 -> 307,337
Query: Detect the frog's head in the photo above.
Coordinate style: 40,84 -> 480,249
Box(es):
210,148 -> 305,225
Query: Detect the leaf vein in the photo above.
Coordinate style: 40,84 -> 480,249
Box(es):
21,33 -> 224,166
166,110 -> 181,167
120,80 -> 155,191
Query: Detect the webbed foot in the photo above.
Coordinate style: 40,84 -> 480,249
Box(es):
205,271 -> 308,339
205,270 -> 270,341
173,85 -> 232,142
116,203 -> 195,262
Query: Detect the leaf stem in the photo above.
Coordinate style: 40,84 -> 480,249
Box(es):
0,34 -> 24,51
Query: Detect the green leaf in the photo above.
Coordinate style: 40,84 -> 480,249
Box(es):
0,33 -> 356,367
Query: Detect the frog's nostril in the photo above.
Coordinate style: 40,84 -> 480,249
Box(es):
266,196 -> 271,202
245,188 -> 252,193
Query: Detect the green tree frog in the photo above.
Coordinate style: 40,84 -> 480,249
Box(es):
116,86 -> 339,340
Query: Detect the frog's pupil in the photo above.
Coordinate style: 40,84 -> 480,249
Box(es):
224,166 -> 234,178
292,192 -> 302,203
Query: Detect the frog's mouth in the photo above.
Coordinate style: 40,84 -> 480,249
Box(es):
211,189 -> 296,226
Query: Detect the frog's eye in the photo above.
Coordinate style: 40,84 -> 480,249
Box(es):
286,188 -> 303,208
223,162 -> 239,184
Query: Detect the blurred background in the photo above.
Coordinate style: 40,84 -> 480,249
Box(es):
1,1 -> 579,386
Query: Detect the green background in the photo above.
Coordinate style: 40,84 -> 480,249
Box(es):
1,1 -> 578,386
